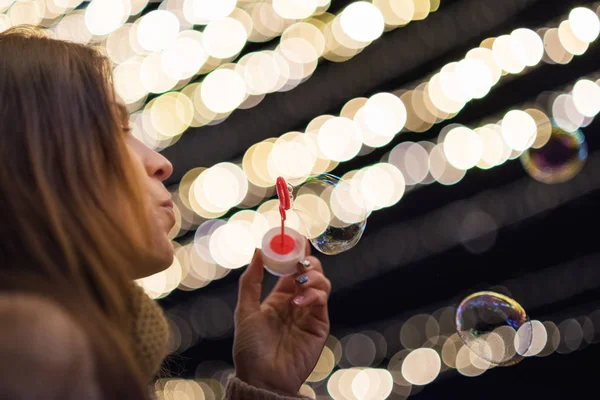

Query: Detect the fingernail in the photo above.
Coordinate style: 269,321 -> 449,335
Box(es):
295,274 -> 308,284
293,295 -> 305,305
300,259 -> 311,268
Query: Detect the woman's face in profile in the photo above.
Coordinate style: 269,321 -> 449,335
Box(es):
125,134 -> 176,278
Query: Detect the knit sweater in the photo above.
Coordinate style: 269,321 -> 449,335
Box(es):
130,284 -> 311,400
225,376 -> 312,400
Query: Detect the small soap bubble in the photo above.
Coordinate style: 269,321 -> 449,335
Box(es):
520,124 -> 587,184
455,291 -> 533,366
291,173 -> 369,255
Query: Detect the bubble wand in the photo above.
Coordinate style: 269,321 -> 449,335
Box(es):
261,174 -> 369,276
276,176 -> 291,247
260,177 -> 305,276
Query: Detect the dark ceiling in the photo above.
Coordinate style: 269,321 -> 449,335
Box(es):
157,0 -> 600,398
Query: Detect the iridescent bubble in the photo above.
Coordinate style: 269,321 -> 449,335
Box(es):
291,173 -> 369,255
520,124 -> 587,184
455,291 -> 533,366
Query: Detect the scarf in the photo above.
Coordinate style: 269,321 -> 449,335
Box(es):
129,283 -> 170,382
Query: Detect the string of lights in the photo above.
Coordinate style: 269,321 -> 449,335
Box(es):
136,24 -> 600,395
135,57 -> 600,299
158,150 -> 600,345
124,0 -> 442,151
0,1 -> 441,128
107,1 -> 333,109
139,148 -> 600,300
162,5 -> 599,238
0,0 -> 85,26
153,222 -> 600,399
141,70 -> 600,389
321,148 -> 600,293
152,155 -> 600,396
308,256 -> 600,399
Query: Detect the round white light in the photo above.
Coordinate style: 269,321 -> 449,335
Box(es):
501,110 -> 537,151
443,126 -> 483,169
85,0 -> 130,36
572,79 -> 600,117
511,28 -> 544,67
340,1 -> 384,43
569,7 -> 600,43
201,68 -> 247,113
137,10 -> 180,52
203,17 -> 248,59
273,0 -> 317,20
182,0 -> 236,25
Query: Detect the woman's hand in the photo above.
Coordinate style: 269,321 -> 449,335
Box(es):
233,242 -> 331,396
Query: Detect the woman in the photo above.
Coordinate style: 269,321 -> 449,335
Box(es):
0,26 -> 331,399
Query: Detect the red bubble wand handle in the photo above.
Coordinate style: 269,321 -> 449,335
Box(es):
276,177 -> 291,246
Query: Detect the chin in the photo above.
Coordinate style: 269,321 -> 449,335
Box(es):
160,249 -> 175,271
155,241 -> 175,272
135,240 -> 175,279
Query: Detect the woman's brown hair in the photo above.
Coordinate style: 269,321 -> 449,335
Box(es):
0,26 -> 156,398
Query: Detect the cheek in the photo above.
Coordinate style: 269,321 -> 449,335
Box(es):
154,207 -> 170,230
151,204 -> 177,244
152,223 -> 175,269
126,142 -> 148,177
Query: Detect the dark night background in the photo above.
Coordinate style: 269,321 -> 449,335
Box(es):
153,0 -> 600,398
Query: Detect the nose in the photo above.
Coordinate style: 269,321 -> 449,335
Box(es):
147,149 -> 173,182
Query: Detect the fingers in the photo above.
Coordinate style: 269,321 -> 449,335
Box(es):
269,252 -> 323,294
292,263 -> 331,314
298,238 -> 321,274
297,255 -> 323,274
292,253 -> 329,300
276,255 -> 325,297
236,249 -> 264,320
293,270 -> 331,294
292,287 -> 328,308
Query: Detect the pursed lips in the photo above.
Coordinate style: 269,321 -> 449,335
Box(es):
160,199 -> 176,227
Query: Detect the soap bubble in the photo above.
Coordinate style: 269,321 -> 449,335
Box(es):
291,173 -> 369,255
455,291 -> 533,366
520,124 -> 587,184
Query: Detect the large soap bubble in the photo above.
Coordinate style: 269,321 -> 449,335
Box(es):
520,124 -> 587,184
455,291 -> 533,366
291,174 -> 369,255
